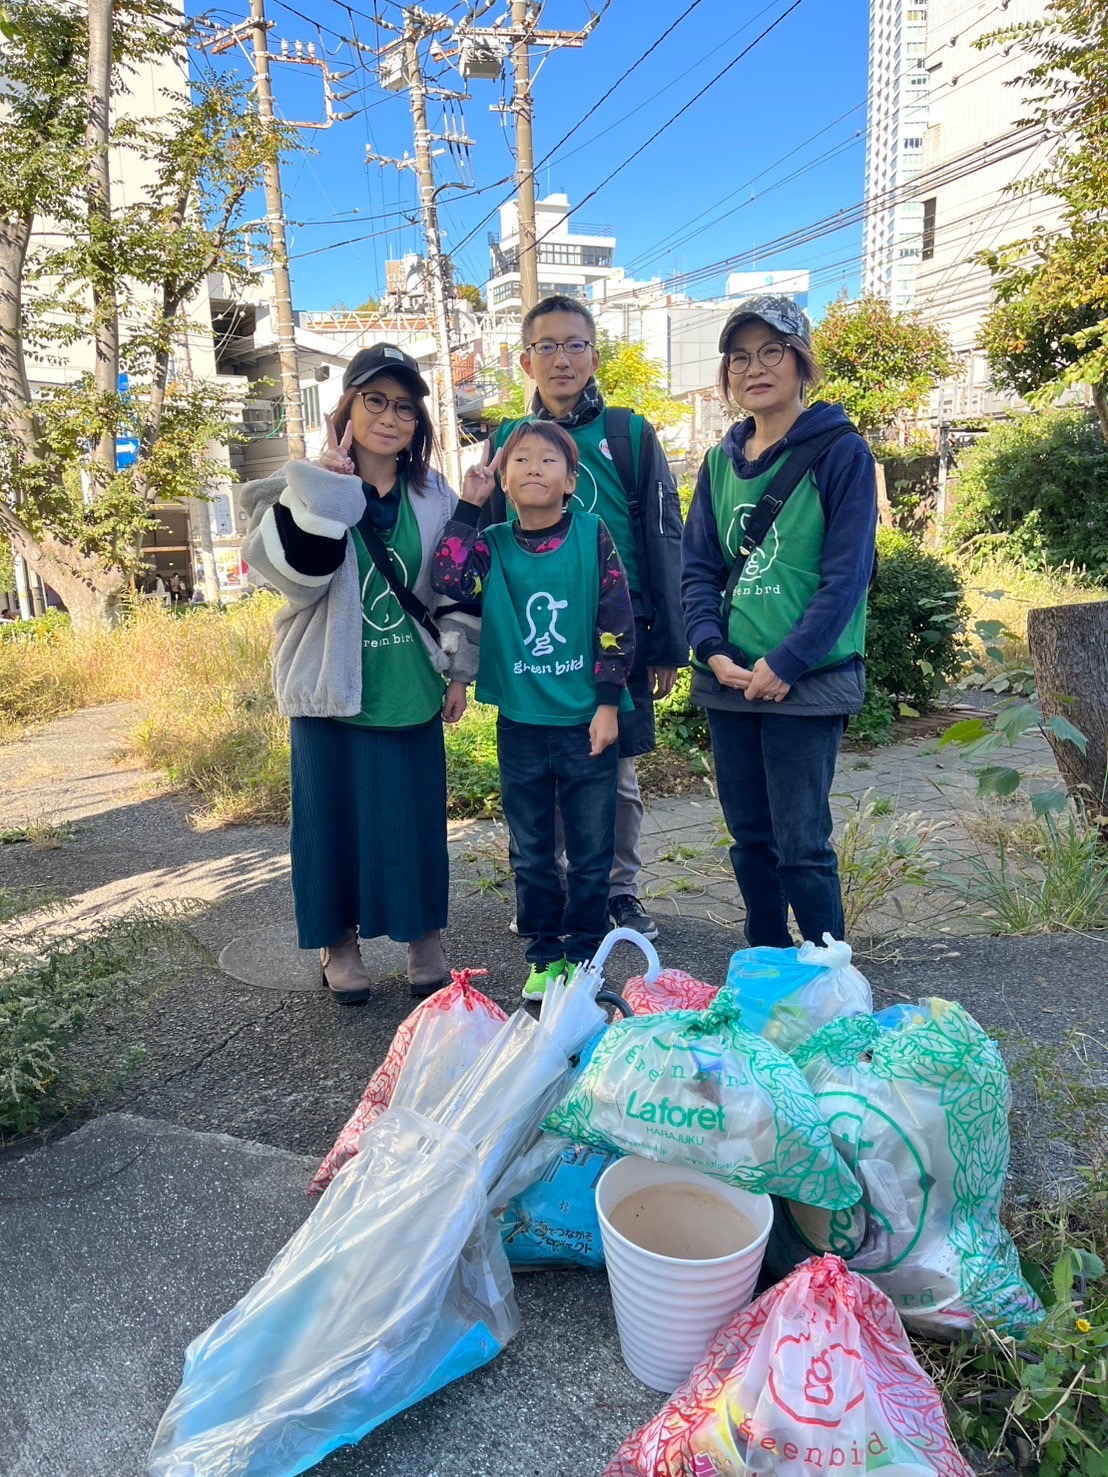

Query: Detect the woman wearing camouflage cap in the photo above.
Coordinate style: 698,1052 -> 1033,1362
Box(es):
681,296 -> 877,947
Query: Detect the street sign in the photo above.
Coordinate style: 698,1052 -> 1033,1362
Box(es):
115,435 -> 140,469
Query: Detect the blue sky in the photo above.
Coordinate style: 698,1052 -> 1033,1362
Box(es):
196,0 -> 871,320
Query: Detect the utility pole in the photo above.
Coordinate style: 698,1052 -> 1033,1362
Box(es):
457,5 -> 607,321
248,0 -> 305,461
510,0 -> 538,316
85,0 -> 118,492
404,24 -> 463,489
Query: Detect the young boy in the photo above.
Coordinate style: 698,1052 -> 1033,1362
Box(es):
432,420 -> 635,999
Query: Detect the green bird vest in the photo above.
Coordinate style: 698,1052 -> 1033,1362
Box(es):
476,512 -> 629,725
704,444 -> 868,671
340,483 -> 445,729
493,412 -> 643,593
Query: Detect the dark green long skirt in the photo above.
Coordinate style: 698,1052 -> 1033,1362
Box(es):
289,714 -> 448,950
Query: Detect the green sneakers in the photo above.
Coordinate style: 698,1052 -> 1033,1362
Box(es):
521,959 -> 570,1001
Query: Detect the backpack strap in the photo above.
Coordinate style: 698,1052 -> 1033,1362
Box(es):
604,406 -> 653,615
721,424 -> 856,615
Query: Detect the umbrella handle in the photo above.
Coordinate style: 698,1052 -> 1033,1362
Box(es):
596,989 -> 634,1020
588,927 -> 661,983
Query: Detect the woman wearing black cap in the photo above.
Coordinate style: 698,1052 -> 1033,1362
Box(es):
241,344 -> 479,1002
681,296 -> 877,948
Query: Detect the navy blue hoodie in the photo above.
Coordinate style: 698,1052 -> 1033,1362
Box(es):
681,401 -> 877,697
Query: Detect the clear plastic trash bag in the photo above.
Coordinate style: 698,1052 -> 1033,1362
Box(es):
774,998 -> 1044,1338
726,934 -> 873,1055
308,972 -> 506,1197
147,1108 -> 517,1477
603,1254 -> 976,1477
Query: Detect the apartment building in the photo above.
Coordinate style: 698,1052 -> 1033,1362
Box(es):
862,0 -> 931,309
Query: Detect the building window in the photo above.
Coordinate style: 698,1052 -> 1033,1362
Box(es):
902,136 -> 922,149
302,383 -> 321,429
921,196 -> 936,261
906,8 -> 925,20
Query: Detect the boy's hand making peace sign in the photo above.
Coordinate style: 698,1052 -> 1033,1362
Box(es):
460,447 -> 502,507
317,412 -> 356,476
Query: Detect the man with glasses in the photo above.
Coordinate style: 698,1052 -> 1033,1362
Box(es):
478,294 -> 685,942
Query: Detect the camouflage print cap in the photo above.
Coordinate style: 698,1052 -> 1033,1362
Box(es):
718,294 -> 813,352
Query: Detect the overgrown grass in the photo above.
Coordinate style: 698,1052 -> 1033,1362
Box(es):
938,813 -> 1108,935
835,790 -> 950,940
0,901 -> 201,1139
955,554 -> 1107,678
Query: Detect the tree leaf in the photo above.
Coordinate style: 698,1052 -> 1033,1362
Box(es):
975,619 -> 1006,641
976,765 -> 1021,797
1030,789 -> 1069,817
1045,714 -> 1088,753
938,717 -> 989,747
899,702 -> 920,718
994,701 -> 1042,743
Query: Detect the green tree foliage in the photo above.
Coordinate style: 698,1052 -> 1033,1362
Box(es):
946,408 -> 1108,577
455,282 -> 486,312
0,3 -> 294,627
812,293 -> 957,441
975,1 -> 1108,436
596,333 -> 691,430
865,527 -> 968,707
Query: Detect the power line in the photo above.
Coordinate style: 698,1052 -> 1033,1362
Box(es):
527,0 -> 808,257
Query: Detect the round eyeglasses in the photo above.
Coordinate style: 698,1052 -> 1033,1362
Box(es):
726,342 -> 790,374
359,389 -> 419,422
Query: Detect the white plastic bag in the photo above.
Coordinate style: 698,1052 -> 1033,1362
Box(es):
726,934 -> 873,1054
776,999 -> 1044,1338
543,995 -> 861,1209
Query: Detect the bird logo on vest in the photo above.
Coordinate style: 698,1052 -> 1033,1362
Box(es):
726,504 -> 780,581
524,592 -> 568,657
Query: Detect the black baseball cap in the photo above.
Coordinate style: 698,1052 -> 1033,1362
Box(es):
342,343 -> 430,395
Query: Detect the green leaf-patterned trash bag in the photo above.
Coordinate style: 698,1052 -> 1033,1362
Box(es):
775,998 -> 1044,1339
541,995 -> 862,1210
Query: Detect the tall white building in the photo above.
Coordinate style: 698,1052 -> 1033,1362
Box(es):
914,0 -> 1063,417
485,194 -> 618,321
862,0 -> 930,308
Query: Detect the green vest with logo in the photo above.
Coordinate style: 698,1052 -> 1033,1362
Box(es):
477,511 -> 628,726
339,483 -> 445,729
493,412 -> 643,593
704,444 -> 868,670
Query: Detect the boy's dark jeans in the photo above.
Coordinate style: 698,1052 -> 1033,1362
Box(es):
707,708 -> 847,949
497,716 -> 618,968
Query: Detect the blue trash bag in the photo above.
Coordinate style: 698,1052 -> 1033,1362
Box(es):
725,934 -> 872,1054
496,1135 -> 619,1269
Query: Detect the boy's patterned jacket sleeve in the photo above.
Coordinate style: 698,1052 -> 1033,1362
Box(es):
595,520 -> 635,706
430,499 -> 492,601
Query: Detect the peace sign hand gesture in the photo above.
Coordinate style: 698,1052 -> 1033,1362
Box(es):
461,447 -> 502,507
317,412 -> 356,476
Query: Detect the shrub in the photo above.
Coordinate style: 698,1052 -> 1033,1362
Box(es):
866,527 -> 968,706
947,408 -> 1108,578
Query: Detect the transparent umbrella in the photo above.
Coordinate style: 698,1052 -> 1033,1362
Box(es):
147,941 -> 628,1477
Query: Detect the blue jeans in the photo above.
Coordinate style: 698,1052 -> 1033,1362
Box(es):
707,709 -> 846,948
498,717 -> 618,968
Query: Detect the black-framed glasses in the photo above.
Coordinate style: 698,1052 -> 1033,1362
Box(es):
527,338 -> 593,357
359,389 -> 419,422
726,342 -> 790,374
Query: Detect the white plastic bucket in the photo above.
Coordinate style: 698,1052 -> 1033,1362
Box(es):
596,1157 -> 773,1393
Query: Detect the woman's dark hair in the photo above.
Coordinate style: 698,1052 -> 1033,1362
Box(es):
332,377 -> 439,489
501,418 -> 580,480
717,326 -> 825,414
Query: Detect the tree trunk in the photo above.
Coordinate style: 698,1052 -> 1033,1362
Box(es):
85,0 -> 119,492
0,215 -> 38,448
1026,600 -> 1108,822
1092,384 -> 1108,442
0,504 -> 125,631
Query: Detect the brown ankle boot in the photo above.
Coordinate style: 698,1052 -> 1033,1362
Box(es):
320,929 -> 372,1004
407,930 -> 448,998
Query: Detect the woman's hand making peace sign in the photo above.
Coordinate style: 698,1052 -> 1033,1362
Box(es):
317,412 -> 356,476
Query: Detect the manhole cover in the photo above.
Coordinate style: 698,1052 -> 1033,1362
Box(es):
218,922 -> 407,992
